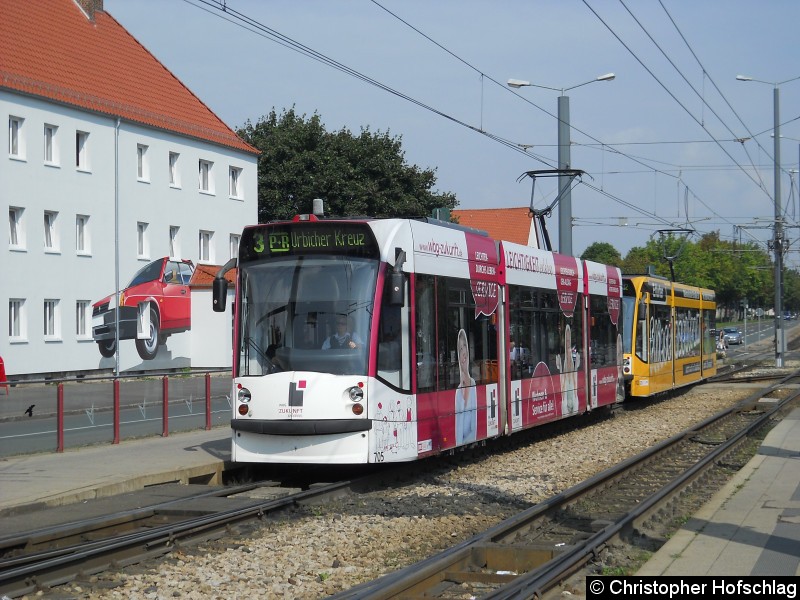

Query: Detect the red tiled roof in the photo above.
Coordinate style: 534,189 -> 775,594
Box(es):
0,0 -> 258,154
190,264 -> 237,288
452,207 -> 534,246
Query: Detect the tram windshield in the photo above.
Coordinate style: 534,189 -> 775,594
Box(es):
238,255 -> 377,377
621,295 -> 635,354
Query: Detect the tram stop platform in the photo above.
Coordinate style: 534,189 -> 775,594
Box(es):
638,406 -> 800,576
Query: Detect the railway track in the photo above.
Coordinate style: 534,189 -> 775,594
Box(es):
2,366 -> 795,599
0,476 -> 363,597
326,371 -> 800,599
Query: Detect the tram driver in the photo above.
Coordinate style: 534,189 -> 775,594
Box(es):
322,315 -> 364,350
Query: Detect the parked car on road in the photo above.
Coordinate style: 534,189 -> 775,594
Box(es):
722,327 -> 743,345
92,258 -> 194,360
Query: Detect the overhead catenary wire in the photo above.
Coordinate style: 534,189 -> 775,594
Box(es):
617,0 -> 772,197
580,0 -> 770,247
183,0 -> 780,252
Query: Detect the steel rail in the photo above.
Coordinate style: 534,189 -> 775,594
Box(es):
0,483 -> 261,559
484,383 -> 799,599
328,371 -> 800,599
0,479 -> 356,597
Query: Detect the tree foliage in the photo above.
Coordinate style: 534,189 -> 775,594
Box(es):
237,108 -> 457,222
580,242 -> 622,267
619,231 -> 779,316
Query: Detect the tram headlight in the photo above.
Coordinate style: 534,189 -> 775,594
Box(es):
238,387 -> 252,403
622,357 -> 631,375
348,386 -> 364,402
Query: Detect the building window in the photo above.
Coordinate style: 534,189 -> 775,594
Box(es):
229,166 -> 242,199
76,300 -> 91,339
199,159 -> 214,193
9,116 -> 24,158
76,214 -> 90,254
9,206 -> 25,249
169,152 -> 180,187
137,144 -> 149,181
229,233 -> 240,260
44,124 -> 59,165
169,226 -> 180,258
9,299 -> 26,341
76,130 -> 89,170
137,222 -> 149,258
44,299 -> 60,340
44,210 -> 59,252
199,230 -> 214,263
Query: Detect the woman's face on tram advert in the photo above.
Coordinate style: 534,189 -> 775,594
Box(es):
457,329 -> 470,378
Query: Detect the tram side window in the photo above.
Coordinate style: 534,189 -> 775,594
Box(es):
438,276 -> 497,390
540,290 -> 582,374
415,274 -> 436,393
675,307 -> 700,358
650,304 -> 672,363
508,287 -> 581,376
703,310 -> 716,354
508,285 -> 537,380
376,268 -> 410,391
589,294 -> 618,368
636,299 -> 648,363
414,274 -> 498,393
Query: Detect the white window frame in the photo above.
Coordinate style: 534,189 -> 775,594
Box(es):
169,152 -> 180,187
9,116 -> 25,159
199,159 -> 214,194
75,300 -> 91,339
229,166 -> 243,199
44,124 -> 59,165
44,210 -> 59,253
76,130 -> 90,171
76,214 -> 90,255
9,298 -> 26,342
169,225 -> 180,259
137,143 -> 149,181
137,222 -> 149,259
229,233 -> 241,260
43,299 -> 61,341
9,206 -> 25,250
199,230 -> 214,263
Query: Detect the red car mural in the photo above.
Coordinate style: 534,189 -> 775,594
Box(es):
92,258 -> 194,361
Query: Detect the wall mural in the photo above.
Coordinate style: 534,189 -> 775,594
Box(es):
92,258 -> 194,369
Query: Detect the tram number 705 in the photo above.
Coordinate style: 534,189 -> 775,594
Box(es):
373,451 -> 385,463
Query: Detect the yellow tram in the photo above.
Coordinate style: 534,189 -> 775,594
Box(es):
621,274 -> 717,397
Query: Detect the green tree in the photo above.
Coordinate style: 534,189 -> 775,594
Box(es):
783,268 -> 800,314
580,242 -> 622,267
238,108 -> 457,222
621,244 -> 664,277
620,230 -> 775,319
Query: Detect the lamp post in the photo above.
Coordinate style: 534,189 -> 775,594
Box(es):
736,74 -> 800,367
771,135 -> 800,223
508,73 -> 615,256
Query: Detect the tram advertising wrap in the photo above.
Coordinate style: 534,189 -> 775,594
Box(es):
621,274 -> 717,397
214,214 -> 709,465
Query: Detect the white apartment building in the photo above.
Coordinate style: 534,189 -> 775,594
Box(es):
1,0 -> 259,377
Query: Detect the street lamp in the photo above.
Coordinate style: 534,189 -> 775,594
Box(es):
508,74 -> 615,255
736,73 -> 800,367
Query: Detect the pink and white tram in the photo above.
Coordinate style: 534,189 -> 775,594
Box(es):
212,215 -> 622,464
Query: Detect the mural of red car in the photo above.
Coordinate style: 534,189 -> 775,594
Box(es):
92,258 -> 194,360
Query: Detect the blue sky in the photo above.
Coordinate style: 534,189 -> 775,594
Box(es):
105,0 -> 800,263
